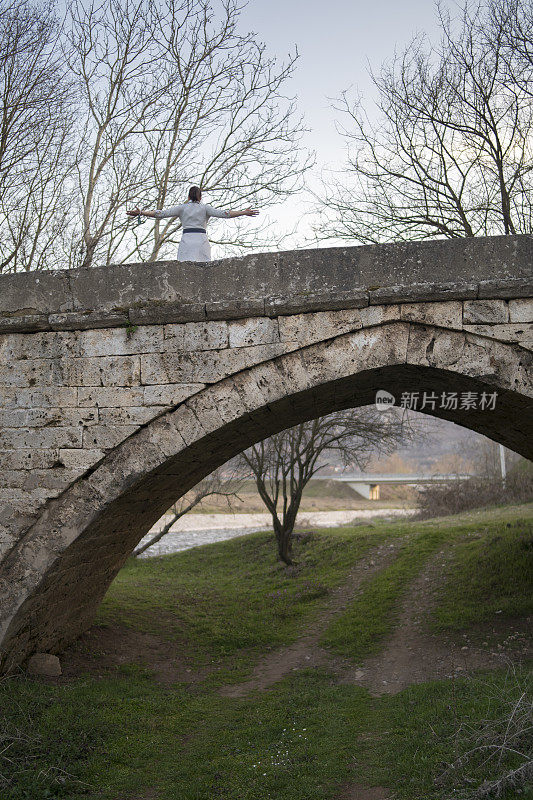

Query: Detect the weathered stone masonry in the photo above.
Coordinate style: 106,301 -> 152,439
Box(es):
0,235 -> 532,671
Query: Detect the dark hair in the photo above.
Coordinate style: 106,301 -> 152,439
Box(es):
188,185 -> 201,203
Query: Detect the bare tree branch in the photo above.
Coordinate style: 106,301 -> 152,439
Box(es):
315,0 -> 533,245
238,408 -> 415,565
132,461 -> 244,557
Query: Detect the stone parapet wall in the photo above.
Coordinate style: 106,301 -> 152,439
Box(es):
0,234 -> 532,334
0,276 -> 531,335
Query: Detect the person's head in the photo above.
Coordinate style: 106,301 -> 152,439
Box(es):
188,185 -> 202,203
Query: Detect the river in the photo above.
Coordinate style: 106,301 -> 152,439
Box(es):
136,508 -> 415,557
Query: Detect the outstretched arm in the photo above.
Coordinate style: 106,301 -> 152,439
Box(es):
227,208 -> 259,218
126,206 -> 183,219
126,207 -> 157,218
206,204 -> 259,219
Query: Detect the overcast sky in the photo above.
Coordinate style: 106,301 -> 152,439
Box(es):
234,0 -> 455,248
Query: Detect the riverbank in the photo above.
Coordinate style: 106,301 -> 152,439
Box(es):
137,508 -> 416,557
1,503 -> 532,799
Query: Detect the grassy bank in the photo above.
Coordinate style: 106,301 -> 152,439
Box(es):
1,504 -> 531,800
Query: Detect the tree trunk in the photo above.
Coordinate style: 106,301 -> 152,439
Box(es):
276,525 -> 294,565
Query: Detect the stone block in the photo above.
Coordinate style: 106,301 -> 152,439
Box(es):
206,299 -> 265,320
138,415 -> 187,458
463,299 -> 509,324
168,403 -> 208,446
63,356 -> 141,387
82,425 -> 139,450
143,383 -> 204,406
406,325 -> 465,369
22,469 -> 85,491
0,427 -> 83,449
265,290 -> 369,317
27,653 -> 61,676
189,382 -> 249,430
0,408 -> 98,428
509,298 -> 533,323
0,359 -> 63,388
58,449 -> 105,470
278,309 -> 362,345
370,282 -> 478,304
463,323 -> 533,343
0,387 -> 78,409
0,269 -> 71,315
0,449 -> 61,470
163,320 -> 228,351
77,386 -> 145,407
76,326 -> 164,357
98,406 -> 164,425
128,302 -> 205,325
49,310 -> 128,331
478,278 -> 533,299
400,301 -> 463,328
247,360 -> 298,406
360,304 -> 401,327
0,314 -> 50,333
0,330 -> 78,361
228,317 -> 280,348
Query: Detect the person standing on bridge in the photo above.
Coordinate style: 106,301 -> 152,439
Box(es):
127,186 -> 259,263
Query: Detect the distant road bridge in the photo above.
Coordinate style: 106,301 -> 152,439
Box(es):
316,472 -> 474,500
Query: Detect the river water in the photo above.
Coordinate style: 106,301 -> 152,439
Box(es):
136,508 -> 415,558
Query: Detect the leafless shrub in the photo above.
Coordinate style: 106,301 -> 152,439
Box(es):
436,666 -> 533,799
133,461 -> 245,557
417,462 -> 533,519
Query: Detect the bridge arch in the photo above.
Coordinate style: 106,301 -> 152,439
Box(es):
0,320 -> 531,671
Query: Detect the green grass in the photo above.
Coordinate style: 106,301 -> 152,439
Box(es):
2,666 -> 531,800
1,504 -> 532,800
320,528 -> 447,661
96,527 -> 382,679
432,518 -> 533,631
321,506 -> 533,661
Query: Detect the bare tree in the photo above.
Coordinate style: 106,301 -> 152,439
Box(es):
315,0 -> 533,244
133,463 -> 244,557
66,0 -> 310,269
0,0 -> 74,272
239,409 -> 414,565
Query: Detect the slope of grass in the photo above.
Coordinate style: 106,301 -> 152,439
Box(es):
320,528 -> 447,661
96,526 -> 386,675
321,507 -> 533,662
1,503 -> 532,800
432,519 -> 533,631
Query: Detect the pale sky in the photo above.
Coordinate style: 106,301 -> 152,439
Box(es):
235,0 -> 456,249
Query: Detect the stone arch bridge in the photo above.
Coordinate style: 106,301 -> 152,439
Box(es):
0,235 -> 532,671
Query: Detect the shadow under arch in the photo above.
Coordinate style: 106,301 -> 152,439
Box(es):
0,321 -> 531,671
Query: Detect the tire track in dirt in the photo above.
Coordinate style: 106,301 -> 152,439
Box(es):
218,540 -> 403,698
337,547 -> 533,696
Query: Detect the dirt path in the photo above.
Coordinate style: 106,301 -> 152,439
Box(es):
56,624 -> 211,687
218,541 -> 402,698
220,542 -> 532,701
335,786 -> 390,800
338,549 -> 533,696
